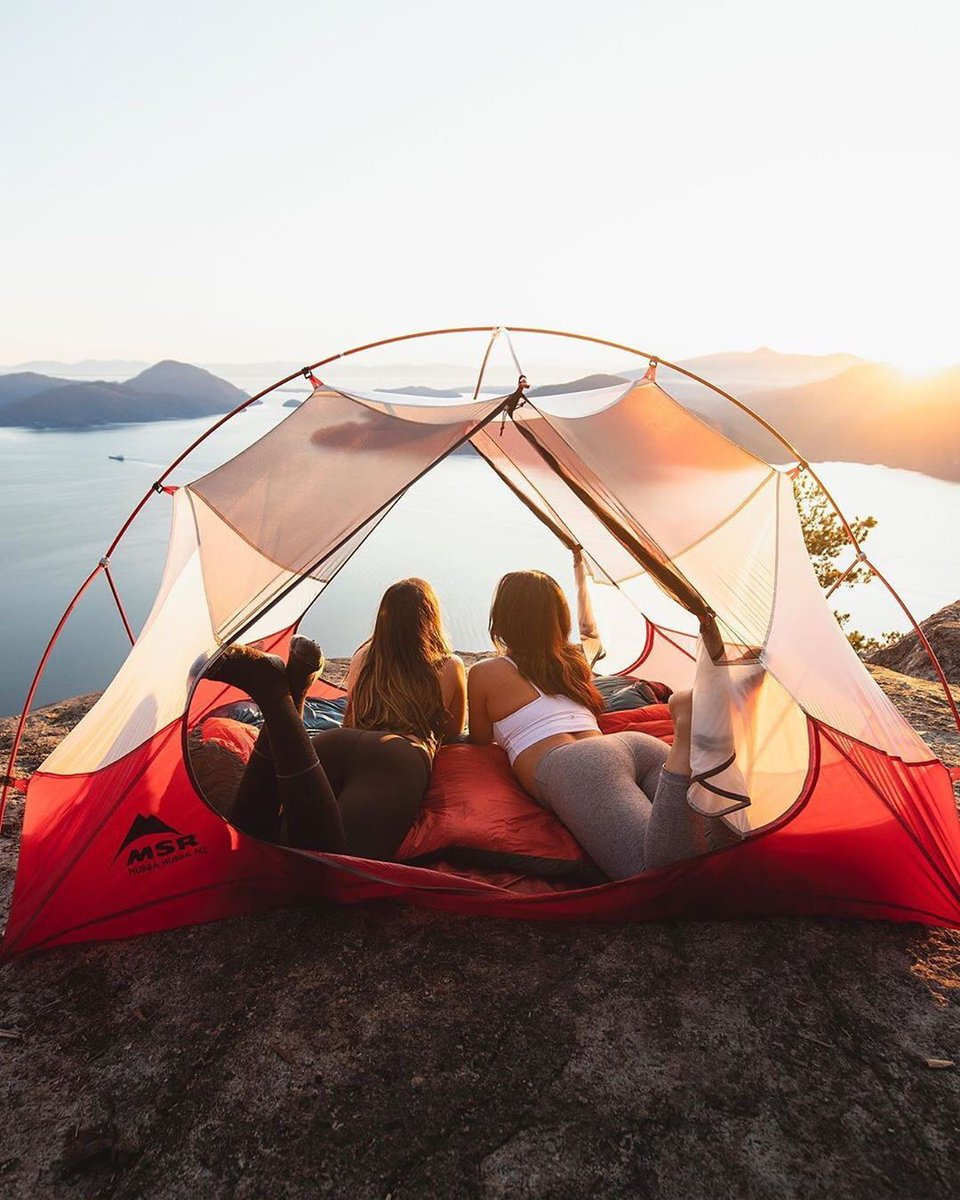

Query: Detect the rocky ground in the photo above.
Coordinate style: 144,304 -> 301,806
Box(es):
0,662 -> 958,1198
870,601 -> 960,686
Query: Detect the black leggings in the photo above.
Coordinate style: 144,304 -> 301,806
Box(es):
226,709 -> 430,860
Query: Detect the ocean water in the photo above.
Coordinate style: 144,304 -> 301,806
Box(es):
0,398 -> 957,717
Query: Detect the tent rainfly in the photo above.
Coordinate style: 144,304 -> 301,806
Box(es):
3,326 -> 960,957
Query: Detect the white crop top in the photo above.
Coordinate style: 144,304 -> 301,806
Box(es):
491,657 -> 600,765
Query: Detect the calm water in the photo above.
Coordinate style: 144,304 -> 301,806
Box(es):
0,396 -> 957,716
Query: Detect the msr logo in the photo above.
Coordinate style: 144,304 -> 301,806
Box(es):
115,813 -> 205,874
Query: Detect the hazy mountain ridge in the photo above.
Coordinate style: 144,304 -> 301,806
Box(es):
0,360 -> 247,429
671,346 -> 866,390
524,352 -> 960,480
376,385 -> 465,398
0,359 -> 150,378
2,349 -> 958,479
0,372 -> 66,409
683,363 -> 960,480
527,373 -> 629,396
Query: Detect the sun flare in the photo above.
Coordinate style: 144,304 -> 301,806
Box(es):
887,351 -> 955,378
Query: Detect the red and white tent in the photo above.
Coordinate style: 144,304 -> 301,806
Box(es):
4,327 -> 959,957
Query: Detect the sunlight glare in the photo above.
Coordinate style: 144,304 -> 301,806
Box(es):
887,348 -> 956,378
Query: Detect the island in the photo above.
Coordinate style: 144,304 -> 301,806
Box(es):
0,360 -> 247,429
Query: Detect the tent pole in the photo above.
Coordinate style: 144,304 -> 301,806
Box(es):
217,388 -> 526,651
504,326 -> 959,729
471,328 -> 501,400
0,329 -> 500,831
93,321 -> 923,595
470,442 -> 580,551
0,564 -> 104,827
861,557 -> 960,732
109,322 -> 921,685
103,564 -> 135,645
8,321 -> 952,827
508,418 -> 723,649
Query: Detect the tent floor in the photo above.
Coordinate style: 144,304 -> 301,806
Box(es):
1,668 -> 958,1198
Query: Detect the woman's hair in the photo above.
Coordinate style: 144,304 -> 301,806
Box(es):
489,571 -> 604,718
344,578 -> 451,743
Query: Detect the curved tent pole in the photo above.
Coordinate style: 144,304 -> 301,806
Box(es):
104,325 -> 510,559
0,365 -> 329,824
858,557 -> 959,725
506,326 -> 959,731
507,327 -> 861,545
4,325 -> 955,824
1,565 -> 104,823
0,328 -> 507,820
36,321 -> 947,587
219,383 -> 531,652
113,322 -> 942,702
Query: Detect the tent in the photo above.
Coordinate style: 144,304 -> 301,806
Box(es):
3,326 -> 959,957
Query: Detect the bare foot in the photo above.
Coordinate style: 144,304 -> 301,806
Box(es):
668,689 -> 692,735
665,689 -> 693,776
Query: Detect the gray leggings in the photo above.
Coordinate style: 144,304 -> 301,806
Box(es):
534,732 -> 738,881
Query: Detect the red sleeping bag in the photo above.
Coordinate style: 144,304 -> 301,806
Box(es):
395,742 -> 600,881
599,705 -> 674,743
396,704 -> 673,879
196,705 -> 674,882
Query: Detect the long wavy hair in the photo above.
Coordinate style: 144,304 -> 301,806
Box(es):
489,571 -> 604,717
344,578 -> 450,743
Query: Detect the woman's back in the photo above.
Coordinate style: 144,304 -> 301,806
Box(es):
468,570 -> 736,882
491,656 -> 600,761
469,655 -> 600,795
347,641 -> 465,753
343,577 -> 466,758
469,571 -> 605,795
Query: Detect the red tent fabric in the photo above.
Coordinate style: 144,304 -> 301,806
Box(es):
5,712 -> 958,958
4,334 -> 959,956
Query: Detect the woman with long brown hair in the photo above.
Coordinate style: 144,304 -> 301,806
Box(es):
204,578 -> 465,860
468,570 -> 734,879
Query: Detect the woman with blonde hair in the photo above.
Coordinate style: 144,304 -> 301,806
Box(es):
468,570 -> 734,880
205,578 -> 465,860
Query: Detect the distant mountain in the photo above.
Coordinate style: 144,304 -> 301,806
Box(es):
0,359 -> 149,378
680,364 -> 960,480
0,372 -> 65,409
376,386 -> 465,398
672,347 -> 865,391
4,350 -> 957,478
126,360 -> 246,407
527,373 -> 628,397
614,347 -> 872,435
0,360 -> 247,429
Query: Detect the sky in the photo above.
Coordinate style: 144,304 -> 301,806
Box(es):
1,0 -> 958,369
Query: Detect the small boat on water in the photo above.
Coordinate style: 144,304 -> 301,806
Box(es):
108,454 -> 125,461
